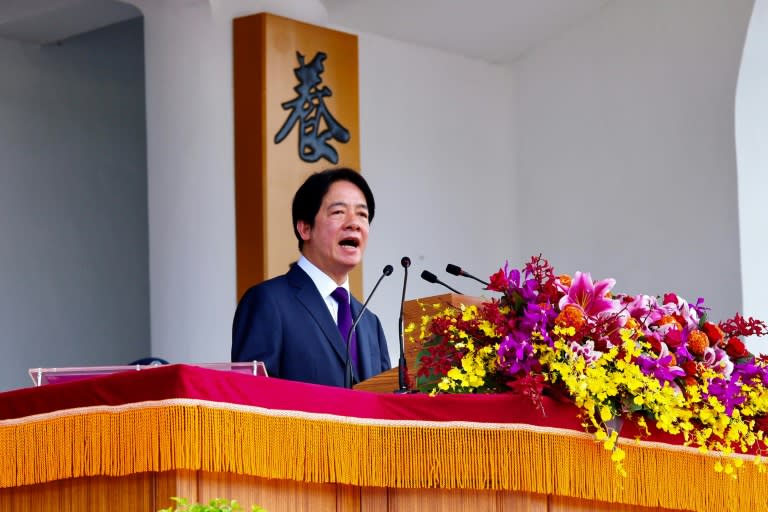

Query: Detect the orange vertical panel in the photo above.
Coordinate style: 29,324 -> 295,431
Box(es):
233,13 -> 361,300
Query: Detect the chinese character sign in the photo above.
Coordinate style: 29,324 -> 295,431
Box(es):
274,51 -> 350,164
234,13 -> 361,294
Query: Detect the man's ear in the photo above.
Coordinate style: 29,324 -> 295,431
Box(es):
297,220 -> 312,242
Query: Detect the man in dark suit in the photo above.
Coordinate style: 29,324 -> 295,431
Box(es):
231,168 -> 391,387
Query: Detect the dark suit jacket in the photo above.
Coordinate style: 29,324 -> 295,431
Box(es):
231,264 -> 391,387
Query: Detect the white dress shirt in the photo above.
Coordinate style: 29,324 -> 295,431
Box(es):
297,256 -> 350,325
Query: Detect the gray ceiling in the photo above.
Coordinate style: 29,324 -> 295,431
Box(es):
323,0 -> 612,65
0,0 -> 612,65
0,0 -> 140,44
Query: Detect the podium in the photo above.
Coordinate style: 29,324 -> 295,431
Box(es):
2,313 -> 765,511
355,293 -> 485,393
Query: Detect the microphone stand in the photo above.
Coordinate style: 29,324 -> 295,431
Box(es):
395,257 -> 416,394
420,270 -> 463,295
344,264 -> 393,389
445,263 -> 490,287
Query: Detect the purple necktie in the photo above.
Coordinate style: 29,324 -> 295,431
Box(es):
331,287 -> 358,375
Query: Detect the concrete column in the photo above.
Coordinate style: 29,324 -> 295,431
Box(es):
123,0 -> 328,362
735,0 -> 768,347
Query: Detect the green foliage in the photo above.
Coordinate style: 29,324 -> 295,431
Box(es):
158,497 -> 266,512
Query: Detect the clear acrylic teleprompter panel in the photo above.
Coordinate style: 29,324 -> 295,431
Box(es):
28,361 -> 268,386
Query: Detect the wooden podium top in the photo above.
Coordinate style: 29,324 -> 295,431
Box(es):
354,293 -> 486,393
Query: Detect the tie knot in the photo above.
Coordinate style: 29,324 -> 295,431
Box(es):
331,287 -> 349,304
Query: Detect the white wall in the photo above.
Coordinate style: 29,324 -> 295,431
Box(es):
736,0 -> 768,342
1,1 -> 759,389
136,2 -> 237,364
514,0 -> 753,321
134,0 -> 516,366
131,0 -> 328,365
131,0 -> 759,368
0,18 -> 149,391
356,33 -> 517,358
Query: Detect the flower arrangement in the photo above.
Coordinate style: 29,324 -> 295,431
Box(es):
414,255 -> 768,476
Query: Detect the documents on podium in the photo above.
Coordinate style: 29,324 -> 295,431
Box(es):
28,361 -> 268,387
354,293 -> 485,393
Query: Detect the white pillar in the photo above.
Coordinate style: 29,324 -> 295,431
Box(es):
735,0 -> 768,347
124,0 -> 328,362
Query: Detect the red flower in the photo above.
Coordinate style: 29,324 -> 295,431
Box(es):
724,337 -> 749,359
488,269 -> 510,292
663,293 -> 679,305
701,321 -> 724,346
681,359 -> 697,377
719,313 -> 768,338
664,328 -> 683,350
647,336 -> 662,354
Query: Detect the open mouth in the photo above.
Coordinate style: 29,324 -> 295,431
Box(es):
339,238 -> 360,248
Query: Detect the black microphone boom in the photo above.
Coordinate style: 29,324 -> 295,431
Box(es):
396,257 -> 413,394
445,263 -> 490,287
420,270 -> 463,295
344,264 -> 393,389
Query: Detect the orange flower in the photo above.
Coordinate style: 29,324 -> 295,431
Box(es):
555,304 -> 586,331
687,329 -> 710,356
624,317 -> 640,331
657,315 -> 682,329
557,274 -> 572,288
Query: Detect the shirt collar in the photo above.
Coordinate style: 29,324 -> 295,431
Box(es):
297,255 -> 349,300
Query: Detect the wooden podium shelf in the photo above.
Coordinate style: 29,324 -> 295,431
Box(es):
355,293 -> 484,393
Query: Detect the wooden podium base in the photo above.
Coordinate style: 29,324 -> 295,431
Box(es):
0,470 -> 685,512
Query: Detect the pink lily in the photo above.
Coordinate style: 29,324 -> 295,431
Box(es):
558,271 -> 620,317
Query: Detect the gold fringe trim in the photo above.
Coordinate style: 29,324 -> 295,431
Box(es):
1,400 -> 766,512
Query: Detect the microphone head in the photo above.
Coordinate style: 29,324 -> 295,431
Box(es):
382,264 -> 394,276
420,270 -> 438,283
445,263 -> 462,276
401,256 -> 411,268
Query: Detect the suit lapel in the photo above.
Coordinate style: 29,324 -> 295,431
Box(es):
287,265 -> 348,366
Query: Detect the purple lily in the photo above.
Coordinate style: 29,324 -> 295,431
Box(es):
732,360 -> 768,387
705,376 -> 746,416
636,354 -> 685,383
519,302 -> 557,345
498,332 -> 537,376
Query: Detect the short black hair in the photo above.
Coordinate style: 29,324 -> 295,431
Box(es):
292,168 -> 376,251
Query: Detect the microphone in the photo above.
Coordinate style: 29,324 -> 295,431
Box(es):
344,264 -> 393,388
395,256 -> 414,394
446,263 -> 490,287
420,270 -> 463,295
